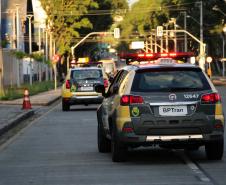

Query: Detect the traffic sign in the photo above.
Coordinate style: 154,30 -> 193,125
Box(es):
157,26 -> 163,37
114,28 -> 120,39
52,54 -> 60,63
206,56 -> 212,63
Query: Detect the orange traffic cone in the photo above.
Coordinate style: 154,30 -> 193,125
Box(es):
22,89 -> 32,109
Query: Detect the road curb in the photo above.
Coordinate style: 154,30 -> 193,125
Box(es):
0,96 -> 61,106
34,96 -> 61,106
212,80 -> 226,86
0,110 -> 34,136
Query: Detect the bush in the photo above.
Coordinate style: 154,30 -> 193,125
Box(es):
0,81 -> 54,100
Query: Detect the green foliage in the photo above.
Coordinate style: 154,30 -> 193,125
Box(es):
30,53 -> 44,62
40,0 -> 98,56
11,51 -> 27,59
161,0 -> 226,57
118,0 -> 226,57
1,39 -> 9,48
0,81 -> 54,100
119,0 -> 167,40
44,59 -> 52,66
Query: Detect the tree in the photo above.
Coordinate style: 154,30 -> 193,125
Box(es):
117,0 -> 225,57
40,0 -> 98,56
162,0 -> 226,57
119,0 -> 167,39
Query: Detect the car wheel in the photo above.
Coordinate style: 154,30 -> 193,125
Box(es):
185,145 -> 200,152
205,139 -> 224,160
111,126 -> 127,162
97,122 -> 111,153
62,100 -> 70,111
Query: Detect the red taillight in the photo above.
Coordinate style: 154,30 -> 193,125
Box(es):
201,93 -> 221,104
122,127 -> 134,133
214,123 -> 223,129
146,53 -> 154,57
65,80 -> 70,89
160,53 -> 168,57
138,53 -> 145,57
104,79 -> 108,88
169,52 -> 177,57
120,95 -> 144,106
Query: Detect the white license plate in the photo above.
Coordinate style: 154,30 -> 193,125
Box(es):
81,86 -> 93,91
159,106 -> 187,116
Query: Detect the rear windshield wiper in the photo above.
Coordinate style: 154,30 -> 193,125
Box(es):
83,77 -> 98,80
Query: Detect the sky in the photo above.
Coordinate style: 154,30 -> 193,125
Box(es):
128,0 -> 139,6
32,0 -> 47,28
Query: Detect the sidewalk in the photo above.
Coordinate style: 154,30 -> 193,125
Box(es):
0,88 -> 61,136
211,76 -> 226,86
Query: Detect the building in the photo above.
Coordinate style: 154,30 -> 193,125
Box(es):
1,0 -> 46,53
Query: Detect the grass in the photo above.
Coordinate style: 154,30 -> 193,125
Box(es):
0,81 -> 54,100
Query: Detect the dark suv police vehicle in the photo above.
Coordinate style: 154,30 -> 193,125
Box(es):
95,57 -> 224,162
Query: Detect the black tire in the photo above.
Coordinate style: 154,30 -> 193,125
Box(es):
205,139 -> 224,160
62,100 -> 70,111
111,126 -> 127,162
98,122 -> 111,153
185,145 -> 200,152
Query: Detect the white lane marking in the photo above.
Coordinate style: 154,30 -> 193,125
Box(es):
0,103 -> 60,151
179,152 -> 212,183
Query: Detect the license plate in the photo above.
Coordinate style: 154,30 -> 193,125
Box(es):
81,86 -> 93,91
159,106 -> 187,116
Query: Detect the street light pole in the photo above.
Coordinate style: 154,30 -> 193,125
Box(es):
222,26 -> 226,76
15,4 -> 21,87
0,0 -> 4,96
45,28 -> 49,81
27,15 -> 33,85
212,5 -> 226,17
198,1 -> 205,71
181,12 -> 187,52
16,5 -> 20,50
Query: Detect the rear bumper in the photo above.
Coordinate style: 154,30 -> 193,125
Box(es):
116,117 -> 224,146
118,131 -> 224,147
63,95 -> 103,105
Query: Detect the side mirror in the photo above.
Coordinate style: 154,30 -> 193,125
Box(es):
60,78 -> 65,83
113,84 -> 119,94
109,76 -> 114,83
95,84 -> 105,96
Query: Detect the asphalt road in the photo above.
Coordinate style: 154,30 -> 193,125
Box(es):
0,87 -> 225,185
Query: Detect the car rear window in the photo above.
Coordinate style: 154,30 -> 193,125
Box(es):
131,67 -> 211,92
71,69 -> 103,80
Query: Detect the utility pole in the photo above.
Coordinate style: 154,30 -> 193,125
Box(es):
27,15 -> 33,85
199,1 -> 205,71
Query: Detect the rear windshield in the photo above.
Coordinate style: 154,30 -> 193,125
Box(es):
131,68 -> 211,92
71,69 -> 102,80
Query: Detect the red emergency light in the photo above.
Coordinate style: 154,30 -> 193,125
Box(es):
119,52 -> 194,63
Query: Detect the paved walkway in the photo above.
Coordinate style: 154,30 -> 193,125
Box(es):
211,76 -> 226,86
0,88 -> 61,106
0,88 -> 61,135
